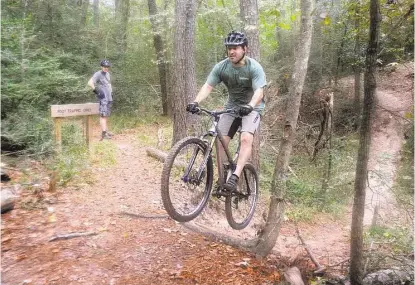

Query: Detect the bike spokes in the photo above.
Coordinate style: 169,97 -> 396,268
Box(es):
224,163 -> 258,230
161,138 -> 213,222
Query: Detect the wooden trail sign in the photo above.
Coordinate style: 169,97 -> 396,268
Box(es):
51,103 -> 99,149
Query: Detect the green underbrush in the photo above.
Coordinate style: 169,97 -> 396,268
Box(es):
363,225 -> 414,271
393,119 -> 414,214
49,120 -> 116,186
262,134 -> 360,222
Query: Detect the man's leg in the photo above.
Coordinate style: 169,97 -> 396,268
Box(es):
216,135 -> 231,182
232,132 -> 254,177
224,111 -> 259,191
99,101 -> 112,139
100,116 -> 107,132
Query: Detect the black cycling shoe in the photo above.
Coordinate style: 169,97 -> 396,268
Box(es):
223,174 -> 239,192
101,131 -> 112,140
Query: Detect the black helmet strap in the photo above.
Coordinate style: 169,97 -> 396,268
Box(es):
234,51 -> 246,65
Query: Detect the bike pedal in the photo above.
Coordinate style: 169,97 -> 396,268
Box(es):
213,188 -> 231,198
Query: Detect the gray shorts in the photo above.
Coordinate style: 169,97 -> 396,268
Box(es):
99,100 -> 112,117
218,111 -> 260,139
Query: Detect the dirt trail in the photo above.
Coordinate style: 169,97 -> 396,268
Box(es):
0,132 -> 349,284
1,63 -> 413,284
2,133 -> 287,285
364,63 -> 414,226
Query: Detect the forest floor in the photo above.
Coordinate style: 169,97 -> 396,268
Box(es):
1,62 -> 413,285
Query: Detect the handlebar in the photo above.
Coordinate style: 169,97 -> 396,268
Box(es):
196,107 -> 237,117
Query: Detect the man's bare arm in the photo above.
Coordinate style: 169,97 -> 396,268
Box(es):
248,87 -> 264,108
87,77 -> 95,90
193,83 -> 213,103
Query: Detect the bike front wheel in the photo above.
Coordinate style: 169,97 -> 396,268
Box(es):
161,137 -> 213,222
225,163 -> 258,230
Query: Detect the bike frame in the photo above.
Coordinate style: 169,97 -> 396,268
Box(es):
198,108 -> 240,187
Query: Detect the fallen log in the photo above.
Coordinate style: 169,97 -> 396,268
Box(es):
284,267 -> 305,285
146,147 -> 168,163
146,147 -> 186,168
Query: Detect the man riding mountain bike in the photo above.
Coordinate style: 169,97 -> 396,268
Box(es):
186,31 -> 267,192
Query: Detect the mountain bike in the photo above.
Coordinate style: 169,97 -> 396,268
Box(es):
160,107 -> 259,230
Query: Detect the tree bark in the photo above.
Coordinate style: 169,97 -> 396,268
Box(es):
115,0 -> 130,54
171,0 -> 198,144
353,1 -> 362,115
253,0 -> 314,257
349,0 -> 380,283
93,0 -> 99,27
148,0 -> 169,116
239,0 -> 260,60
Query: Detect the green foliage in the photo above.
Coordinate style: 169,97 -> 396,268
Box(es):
365,225 -> 413,254
90,140 -> 117,168
49,120 -> 118,186
393,112 -> 414,211
1,108 -> 54,155
54,122 -> 89,185
363,225 -> 414,272
284,135 -> 359,221
259,9 -> 279,54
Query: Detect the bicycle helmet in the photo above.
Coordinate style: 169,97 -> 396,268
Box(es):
100,59 -> 111,67
224,31 -> 248,47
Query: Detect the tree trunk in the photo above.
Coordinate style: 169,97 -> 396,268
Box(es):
239,0 -> 261,171
334,24 -> 347,87
318,93 -> 333,210
253,0 -> 314,257
93,0 -> 99,27
171,0 -> 198,144
353,0 -> 362,116
80,0 -> 89,27
349,0 -> 380,283
240,0 -> 260,60
115,0 -> 130,54
148,0 -> 169,116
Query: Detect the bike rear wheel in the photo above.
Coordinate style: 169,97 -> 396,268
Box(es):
161,137 -> 213,222
225,163 -> 258,230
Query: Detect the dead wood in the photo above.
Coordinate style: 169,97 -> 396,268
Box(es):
283,267 -> 305,285
49,232 -> 98,242
312,92 -> 333,161
146,147 -> 167,163
146,147 -> 187,168
119,211 -> 168,219
1,189 -> 17,214
180,221 -> 258,251
294,224 -> 326,274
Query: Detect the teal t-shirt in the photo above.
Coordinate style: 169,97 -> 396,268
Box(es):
206,57 -> 266,112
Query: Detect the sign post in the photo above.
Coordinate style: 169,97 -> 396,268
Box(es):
51,103 -> 99,150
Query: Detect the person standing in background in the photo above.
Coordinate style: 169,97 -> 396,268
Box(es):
88,60 -> 113,140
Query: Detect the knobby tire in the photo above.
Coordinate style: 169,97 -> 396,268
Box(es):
161,137 -> 213,222
225,163 -> 258,230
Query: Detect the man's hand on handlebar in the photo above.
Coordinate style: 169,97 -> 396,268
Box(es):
238,104 -> 253,116
186,102 -> 200,114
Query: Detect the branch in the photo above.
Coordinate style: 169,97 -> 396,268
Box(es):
294,223 -> 326,274
376,104 -> 412,123
119,211 -> 168,219
49,231 -> 98,242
